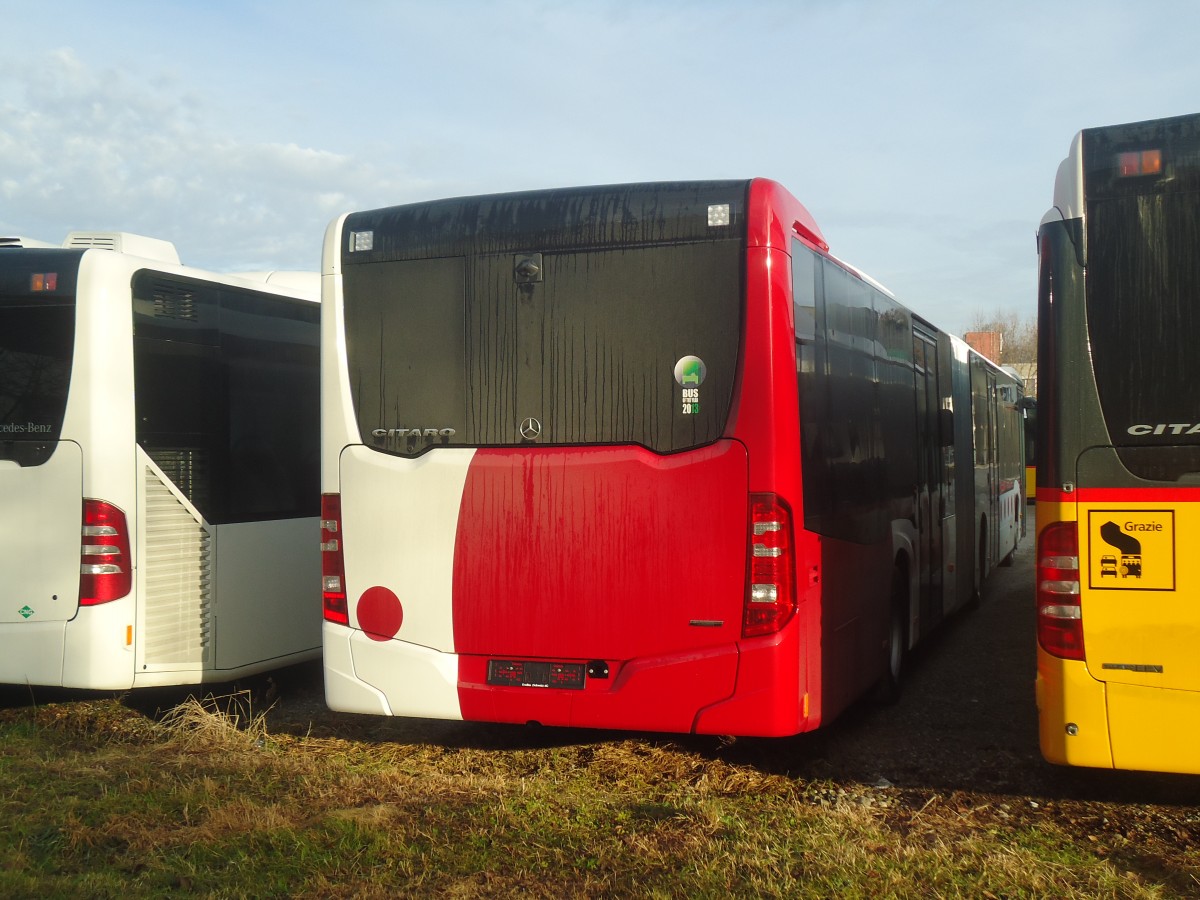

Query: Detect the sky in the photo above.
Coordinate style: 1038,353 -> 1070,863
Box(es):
2,0 -> 1197,337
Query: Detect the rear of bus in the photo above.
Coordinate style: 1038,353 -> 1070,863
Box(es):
0,247 -> 131,687
321,179 -> 828,736
1036,113 -> 1200,773
1,239 -> 322,690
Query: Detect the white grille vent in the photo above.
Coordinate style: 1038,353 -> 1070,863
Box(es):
0,236 -> 58,249
143,467 -> 211,667
63,231 -> 181,265
66,233 -> 119,251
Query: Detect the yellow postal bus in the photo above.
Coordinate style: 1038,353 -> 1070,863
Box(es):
1035,112 -> 1200,774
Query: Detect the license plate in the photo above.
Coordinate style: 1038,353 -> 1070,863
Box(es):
487,659 -> 585,690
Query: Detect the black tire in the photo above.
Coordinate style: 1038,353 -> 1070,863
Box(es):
872,568 -> 907,704
977,519 -> 990,591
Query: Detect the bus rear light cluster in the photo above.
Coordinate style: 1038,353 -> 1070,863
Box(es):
744,493 -> 797,638
79,499 -> 131,605
1037,520 -> 1084,660
321,493 -> 349,625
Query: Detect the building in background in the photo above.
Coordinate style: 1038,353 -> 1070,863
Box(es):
964,330 -> 1003,364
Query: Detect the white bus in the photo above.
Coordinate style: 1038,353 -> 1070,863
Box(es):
0,231 -> 322,689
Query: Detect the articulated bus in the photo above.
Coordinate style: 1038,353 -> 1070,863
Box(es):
0,232 -> 322,690
320,179 -> 1023,736
1036,112 -> 1200,773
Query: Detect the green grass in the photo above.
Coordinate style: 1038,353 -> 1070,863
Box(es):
0,695 -> 1191,899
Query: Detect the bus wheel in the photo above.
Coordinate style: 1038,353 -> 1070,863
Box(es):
873,568 -> 907,704
978,519 -> 990,586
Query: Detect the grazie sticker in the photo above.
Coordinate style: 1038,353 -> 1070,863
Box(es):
1088,510 -> 1175,591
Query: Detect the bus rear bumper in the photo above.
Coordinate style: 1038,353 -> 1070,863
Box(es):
0,599 -> 137,690
1106,681 -> 1200,775
323,621 -> 461,719
456,643 -> 740,734
1038,650 -> 1200,774
0,619 -> 67,687
1036,651 -> 1113,769
325,622 -> 812,737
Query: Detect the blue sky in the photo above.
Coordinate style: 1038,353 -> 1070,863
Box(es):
3,0 -> 1197,336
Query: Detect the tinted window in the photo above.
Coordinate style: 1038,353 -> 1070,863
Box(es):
343,183 -> 746,456
795,240 -> 914,544
0,251 -> 80,466
133,272 -> 320,523
1084,116 -> 1200,480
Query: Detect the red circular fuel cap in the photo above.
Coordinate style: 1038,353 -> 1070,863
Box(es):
357,586 -> 404,642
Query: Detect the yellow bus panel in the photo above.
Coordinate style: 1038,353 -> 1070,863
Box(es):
1079,500 -> 1200,694
1036,649 -> 1112,769
1106,680 -> 1200,775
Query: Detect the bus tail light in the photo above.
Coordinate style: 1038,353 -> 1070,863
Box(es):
321,493 -> 349,625
743,493 -> 797,638
1037,520 -> 1084,660
79,499 -> 132,605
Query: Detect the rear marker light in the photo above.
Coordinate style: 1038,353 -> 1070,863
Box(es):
744,494 -> 797,637
1118,149 -> 1162,177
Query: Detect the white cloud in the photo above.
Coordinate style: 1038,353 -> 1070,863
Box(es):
0,48 -> 426,271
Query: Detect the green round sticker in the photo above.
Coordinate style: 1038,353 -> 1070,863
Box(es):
674,356 -> 706,386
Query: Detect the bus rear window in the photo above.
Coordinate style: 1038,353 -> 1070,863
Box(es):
341,184 -> 746,456
1085,188 -> 1200,480
0,258 -> 77,466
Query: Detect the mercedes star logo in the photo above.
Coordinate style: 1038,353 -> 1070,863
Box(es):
519,417 -> 542,441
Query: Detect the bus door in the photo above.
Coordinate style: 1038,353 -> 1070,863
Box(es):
985,369 -> 1000,564
913,328 -> 944,630
970,357 -> 1000,574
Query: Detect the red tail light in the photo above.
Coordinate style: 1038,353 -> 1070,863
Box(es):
744,493 -> 797,638
1037,520 -> 1084,660
79,499 -> 132,605
321,493 -> 349,625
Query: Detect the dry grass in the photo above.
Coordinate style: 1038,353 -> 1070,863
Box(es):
154,690 -> 271,751
0,695 -> 1193,899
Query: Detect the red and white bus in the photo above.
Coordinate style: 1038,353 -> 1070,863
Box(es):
320,179 -> 1023,736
